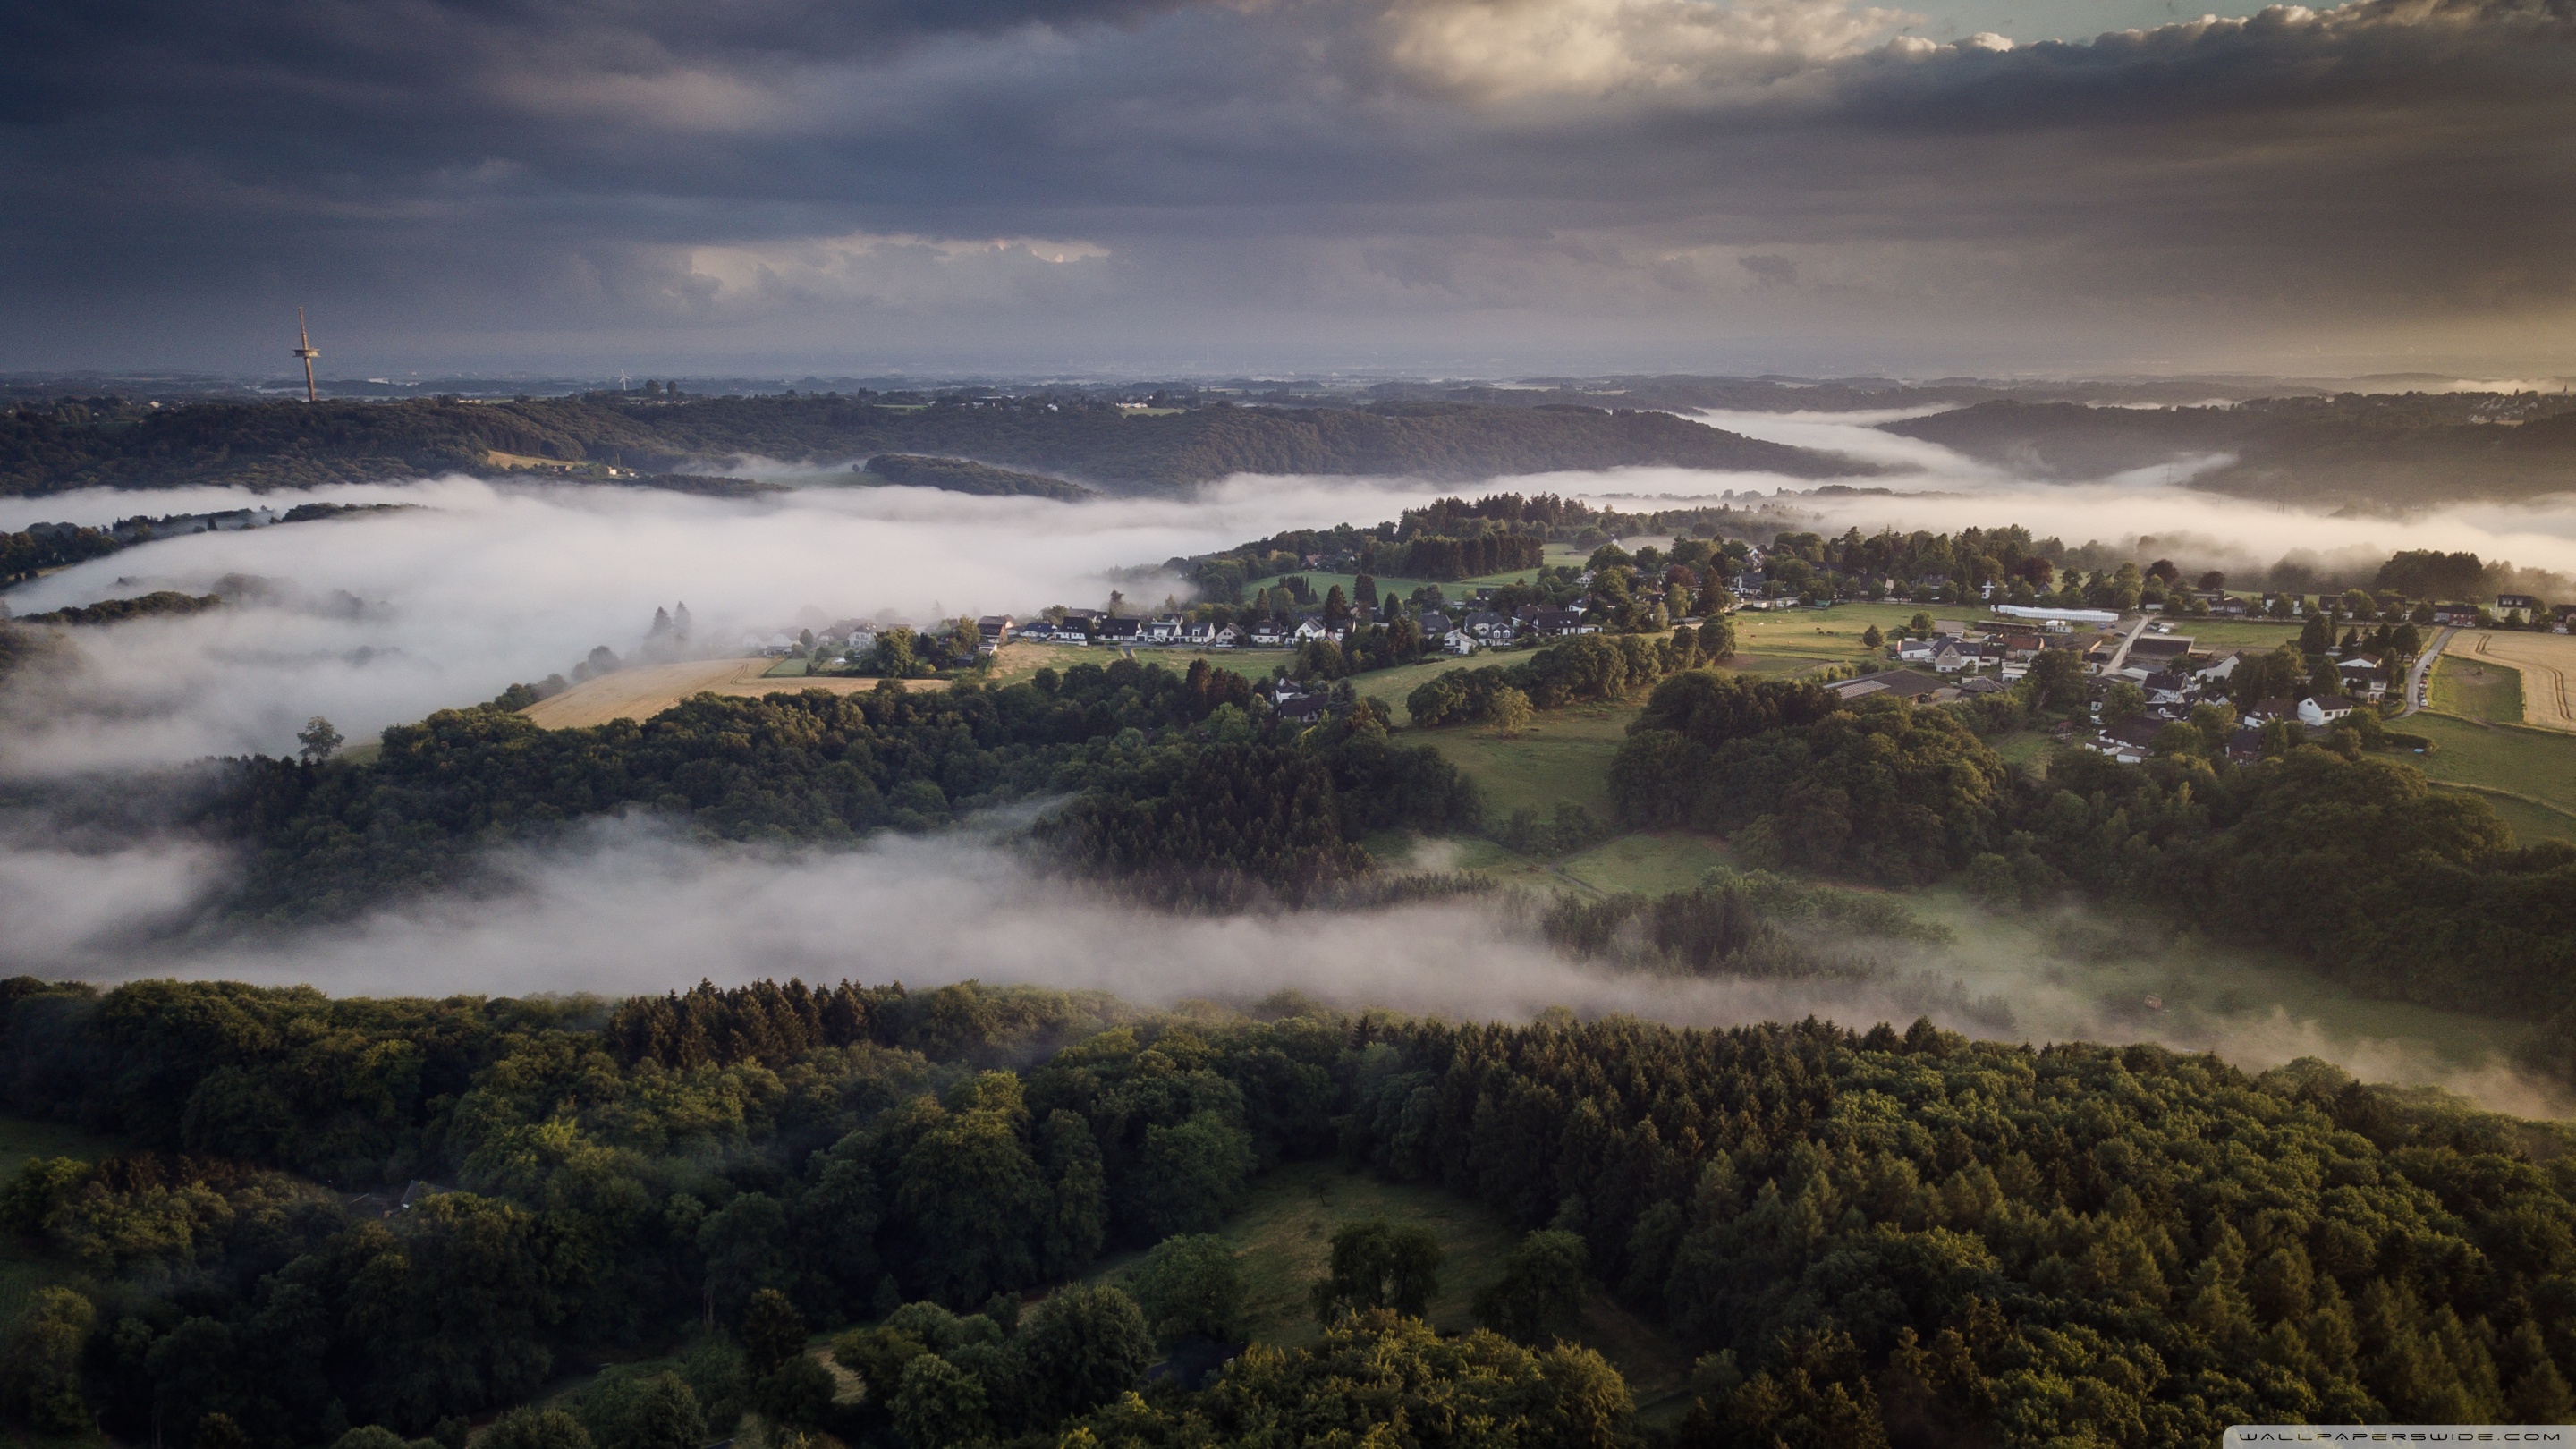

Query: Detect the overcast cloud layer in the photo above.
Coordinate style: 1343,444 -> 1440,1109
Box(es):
4,0 -> 2571,375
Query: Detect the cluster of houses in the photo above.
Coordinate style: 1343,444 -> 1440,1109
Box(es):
953,597 -> 1603,657
2440,594 -> 2576,631
2088,623 -> 2388,764
1856,613 -> 2405,766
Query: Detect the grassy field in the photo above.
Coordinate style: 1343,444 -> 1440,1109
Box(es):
0,1114 -> 119,1329
2400,713 -> 2576,843
1989,731 -> 2057,770
2428,653 -> 2526,724
2157,618 -> 2303,653
1411,701 -> 1639,818
1560,833 -> 1733,895
1094,1161 -> 1697,1419
1728,601 -> 1928,669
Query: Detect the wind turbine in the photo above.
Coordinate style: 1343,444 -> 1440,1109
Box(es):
292,308 -> 320,402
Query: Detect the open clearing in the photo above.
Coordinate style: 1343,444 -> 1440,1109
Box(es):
1411,700 -> 1639,818
1561,832 -> 1733,894
2428,651 -> 2527,724
1093,1161 -> 1697,1420
520,658 -> 944,728
2162,618 -> 2303,653
2452,630 -> 2576,731
2401,713 -> 2576,843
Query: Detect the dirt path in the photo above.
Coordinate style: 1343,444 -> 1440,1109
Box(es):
2456,631 -> 2576,733
520,658 -> 944,729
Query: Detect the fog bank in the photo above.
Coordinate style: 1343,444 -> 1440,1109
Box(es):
15,817 -> 2563,1119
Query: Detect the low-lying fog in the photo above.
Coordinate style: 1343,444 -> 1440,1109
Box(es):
7,817 -> 2563,1118
7,412 -> 2574,1118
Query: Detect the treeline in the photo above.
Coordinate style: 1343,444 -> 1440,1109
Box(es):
1178,491 -> 1767,599
855,453 -> 1091,500
1406,625 -> 1736,726
1,521 -> 123,582
200,657 -> 1476,920
1038,704 -> 1481,906
8,977 -> 2575,1448
0,394 -> 1857,496
16,589 -> 224,625
1382,532 -> 1545,580
1605,670 -> 2576,1050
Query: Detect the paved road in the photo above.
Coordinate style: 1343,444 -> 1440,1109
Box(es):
2099,613 -> 2153,675
2400,626 -> 2455,716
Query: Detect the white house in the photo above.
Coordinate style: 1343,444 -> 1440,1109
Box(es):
1142,615 -> 1183,644
2298,694 -> 2356,726
1444,629 -> 1479,656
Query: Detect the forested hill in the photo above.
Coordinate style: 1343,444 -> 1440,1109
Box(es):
6,976 -> 2576,1448
0,394 -> 1868,496
1885,397 -> 2576,506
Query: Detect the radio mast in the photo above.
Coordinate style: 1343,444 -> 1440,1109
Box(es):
292,309 -> 320,402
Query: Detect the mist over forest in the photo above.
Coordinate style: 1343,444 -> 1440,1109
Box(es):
8,376 -> 2576,1449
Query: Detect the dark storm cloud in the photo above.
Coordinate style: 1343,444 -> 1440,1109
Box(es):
1,0 -> 2570,370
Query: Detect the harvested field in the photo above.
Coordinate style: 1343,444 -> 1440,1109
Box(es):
2453,630 -> 2576,732
519,658 -> 942,728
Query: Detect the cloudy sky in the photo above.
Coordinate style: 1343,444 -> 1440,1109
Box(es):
4,0 -> 2570,377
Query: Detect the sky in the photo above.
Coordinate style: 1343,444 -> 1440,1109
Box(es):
4,0 -> 2572,378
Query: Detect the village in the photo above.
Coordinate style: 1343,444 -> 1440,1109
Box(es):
720,530 -> 2576,767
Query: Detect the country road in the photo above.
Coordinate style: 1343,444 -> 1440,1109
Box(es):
2400,627 -> 2454,717
2100,613 -> 2152,675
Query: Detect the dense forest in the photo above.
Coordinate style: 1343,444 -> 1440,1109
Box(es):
5,976 -> 2574,1449
0,394 -> 1861,496
1604,672 -> 2576,1056
201,657 -> 1471,920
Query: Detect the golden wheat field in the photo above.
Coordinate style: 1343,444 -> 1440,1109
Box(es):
2453,630 -> 2576,732
517,658 -> 944,729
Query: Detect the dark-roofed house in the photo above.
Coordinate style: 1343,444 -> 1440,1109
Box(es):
1834,669 -> 1951,703
1274,692 -> 1332,725
2130,635 -> 2193,664
2095,718 -> 2165,763
2498,593 -> 2541,614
